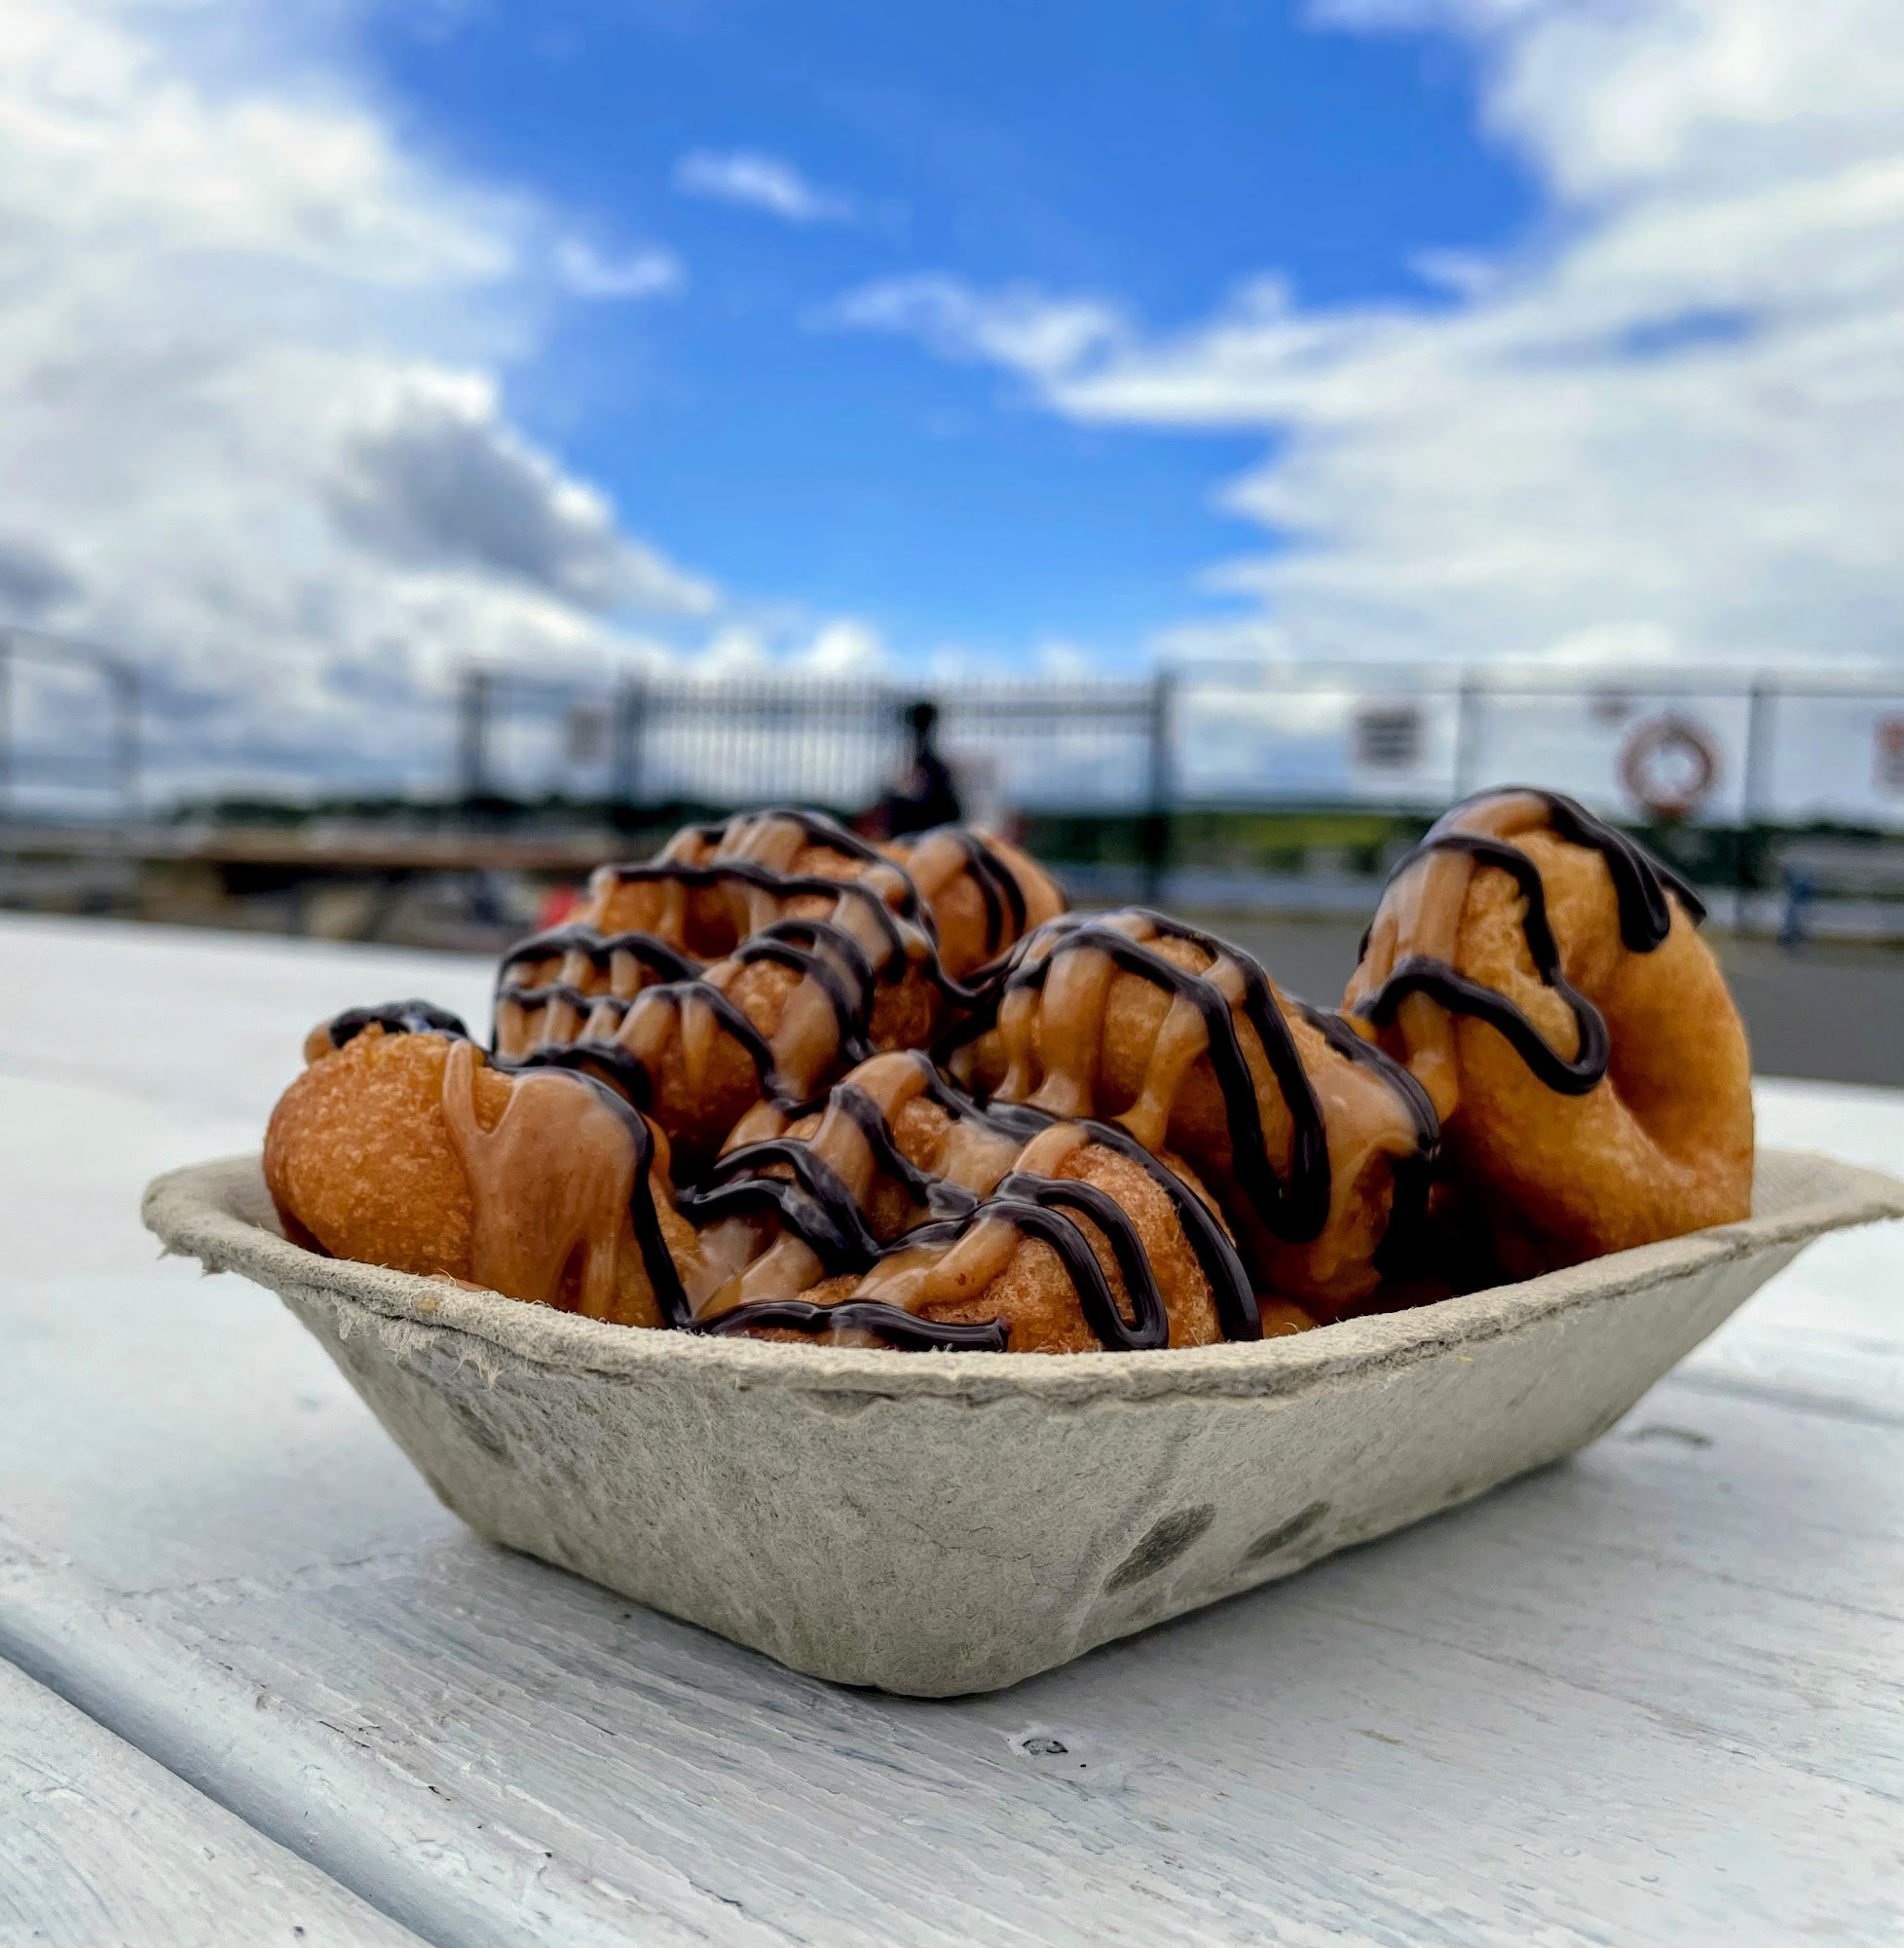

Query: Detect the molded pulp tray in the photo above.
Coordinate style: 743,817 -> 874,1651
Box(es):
144,1149 -> 1904,1697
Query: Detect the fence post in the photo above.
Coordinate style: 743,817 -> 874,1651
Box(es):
0,631 -> 12,821
1739,677 -> 1775,928
456,667 -> 493,803
611,677 -> 648,810
112,658 -> 140,825
1451,671 -> 1483,801
1141,668 -> 1176,907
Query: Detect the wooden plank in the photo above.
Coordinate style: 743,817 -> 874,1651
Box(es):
1,1260 -> 1897,1948
0,1658 -> 424,1948
0,914 -> 494,1129
1,921 -> 1900,1945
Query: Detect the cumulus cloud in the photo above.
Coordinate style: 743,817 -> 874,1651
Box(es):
328,370 -> 712,613
0,0 -> 712,802
833,0 -> 1904,674
0,535 -> 81,619
673,148 -> 855,225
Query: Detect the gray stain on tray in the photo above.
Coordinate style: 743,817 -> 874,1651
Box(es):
1104,1505 -> 1216,1592
1242,1500 -> 1330,1563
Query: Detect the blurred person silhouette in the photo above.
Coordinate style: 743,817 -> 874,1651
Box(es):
871,698 -> 962,837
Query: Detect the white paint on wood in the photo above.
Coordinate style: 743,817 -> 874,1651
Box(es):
0,918 -> 1899,1945
3,1264 -> 1898,1946
0,1658 -> 424,1948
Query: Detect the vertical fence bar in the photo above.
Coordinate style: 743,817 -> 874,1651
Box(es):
1141,668 -> 1176,906
457,668 -> 492,803
1451,671 -> 1483,800
112,658 -> 140,825
1741,677 -> 1775,828
1739,676 -> 1776,930
0,631 -> 12,821
610,678 -> 647,810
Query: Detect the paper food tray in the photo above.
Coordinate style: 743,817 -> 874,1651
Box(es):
143,1148 -> 1904,1697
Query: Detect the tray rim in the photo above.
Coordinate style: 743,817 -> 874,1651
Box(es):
142,1148 -> 1904,1407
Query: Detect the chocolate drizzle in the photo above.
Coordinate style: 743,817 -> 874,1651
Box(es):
678,1055 -> 1263,1351
495,811 -> 1055,1120
287,790 -> 1734,1357
884,1059 -> 1263,1342
1351,788 -> 1702,1096
498,925 -> 697,988
957,911 -> 1334,1245
896,824 -> 1028,957
561,1068 -> 1015,1354
326,997 -> 1261,1354
327,1000 -> 469,1047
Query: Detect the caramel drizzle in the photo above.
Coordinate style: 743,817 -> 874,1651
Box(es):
1350,788 -> 1702,1097
683,1050 -> 1262,1348
440,1039 -> 637,1320
1290,1001 -> 1439,1273
946,910 -> 1342,1245
890,824 -> 1028,959
459,1027 -> 1010,1350
493,930 -> 699,1073
495,809 -> 1053,1116
323,1009 -> 1259,1353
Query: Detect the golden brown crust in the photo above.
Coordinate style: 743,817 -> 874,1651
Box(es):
1344,797 -> 1753,1279
266,1028 -> 479,1282
266,1030 -> 694,1329
262,793 -> 1754,1356
493,814 -> 1066,1169
953,914 -> 1427,1316
265,1031 -> 1317,1353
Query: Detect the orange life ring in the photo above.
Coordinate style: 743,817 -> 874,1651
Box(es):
1619,715 -> 1720,819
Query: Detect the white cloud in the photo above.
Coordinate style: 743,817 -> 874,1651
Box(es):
830,0 -> 1904,674
826,275 -> 1126,383
327,368 -> 712,612
552,238 -> 684,301
801,618 -> 886,675
1034,641 -> 1095,681
0,0 -> 713,802
672,148 -> 854,225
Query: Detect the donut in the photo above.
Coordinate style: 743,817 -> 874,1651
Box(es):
1341,788 -> 1752,1280
568,807 -> 1062,978
492,809 -> 1064,1164
264,1020 -> 1315,1354
943,910 -> 1437,1319
266,1020 -> 696,1329
262,789 -> 1760,1356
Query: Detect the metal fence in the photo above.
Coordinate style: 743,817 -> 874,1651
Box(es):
1172,663 -> 1904,828
3,632 -> 1901,841
454,662 -> 1904,834
456,669 -> 1169,830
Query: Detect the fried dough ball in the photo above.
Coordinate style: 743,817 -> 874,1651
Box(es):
707,1050 -> 1305,1351
1343,789 -> 1753,1280
884,828 -> 1066,980
266,1027 -> 1313,1355
493,817 -> 1064,1169
265,1027 -> 696,1329
951,913 -> 1433,1318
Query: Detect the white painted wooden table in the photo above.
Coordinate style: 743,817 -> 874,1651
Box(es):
1,914 -> 1899,1948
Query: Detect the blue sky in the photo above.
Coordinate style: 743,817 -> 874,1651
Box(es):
359,0 -> 1534,667
0,0 -> 1896,800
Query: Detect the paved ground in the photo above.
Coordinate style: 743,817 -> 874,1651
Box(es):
1184,911 -> 1904,1089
